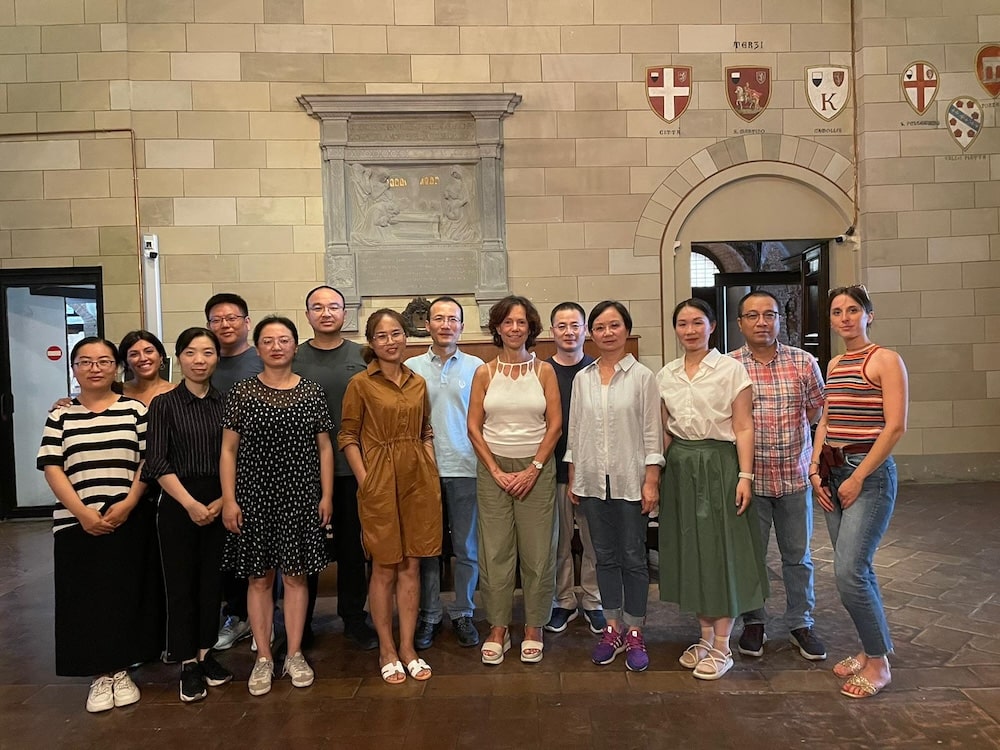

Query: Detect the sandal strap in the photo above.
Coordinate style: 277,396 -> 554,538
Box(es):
844,673 -> 878,696
695,647 -> 732,673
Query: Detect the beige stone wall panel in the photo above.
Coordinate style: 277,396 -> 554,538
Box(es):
185,23 -> 255,52
173,197 -> 237,226
761,0 -> 822,22
911,373 -> 987,403
411,54 -> 490,83
323,53 -> 410,83
8,82 -> 60,111
387,26 -> 459,54
0,26 -> 41,54
162,254 -> 238,283
127,52 -> 170,81
190,82 -> 269,111
146,225 -> 220,254
901,263 -> 963,290
678,24 -> 736,53
575,138 -> 646,167
544,166 -> 631,196
867,238 -> 928,267
858,46 -> 887,77
220,225 -> 293,255
10,227 -> 96,256
491,55 -> 542,83
561,26 -> 620,53
962,261 -> 1000,290
865,265 -> 901,291
176,111 -> 249,140
40,24 -> 100,53
364,83 -> 424,94
101,22 -> 127,51
546,222 -> 585,249
951,209 -> 998,238
43,169 -> 109,200
249,112 -> 318,140
913,182 -> 974,211
506,139 -> 576,168
126,0 -> 193,23
897,129 -> 952,158
38,111 -> 96,131
60,80 -> 110,110
790,23 -> 850,51
952,399 -> 1000,428
0,172 -> 42,201
506,82 -> 575,111
128,23 -> 185,52
585,221 -> 640,249
578,272 -> 659,300
616,81 -> 648,110
976,182 -> 1000,209
459,27 -> 561,56
258,168 -> 321,197
94,225 -> 135,257
859,17 -> 906,46
77,51 -> 127,80
136,168 -> 184,197
861,184 -> 913,212
127,80 -> 193,110
291,224 -> 322,253
253,24 -> 333,53
434,0 -> 507,25
884,45 -> 943,73
14,0 -> 85,25
69,197 -> 130,227
862,156 -> 934,186
183,168 -> 260,197
503,112 -> 558,139
506,223 -> 548,250
559,248 -> 609,276
542,54 -> 632,82
421,83 -> 505,94
907,400 -> 953,429
506,0 -> 591,25
238,251 -> 316,281
160,282 -> 215,312
264,141 -> 319,169
594,0 -> 650,24
303,0 -> 392,24
504,168 -> 546,197
510,276 -> 579,303
652,0 -> 721,24
556,111 -> 626,139
242,52 -> 323,82
144,139 -> 213,168
137,196 -> 172,225
976,289 -> 1000,316
108,168 -> 136,197
506,196 -> 564,223
331,26 -> 389,54
860,73 -> 903,103
893,209 -> 949,239
906,15 -> 977,44
646,137 -> 715,167
393,0 -> 433,25
193,0 -> 263,23
0,140 -> 80,174
170,53 -> 242,82
0,55 -> 27,84
236,196 -> 305,225
507,250 -> 560,277
919,289 -> 976,318
933,156 -> 991,184
609,247 -> 658,275
619,25 -> 680,53
564,194 -> 649,223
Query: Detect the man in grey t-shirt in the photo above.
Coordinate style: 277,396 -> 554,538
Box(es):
293,285 -> 377,651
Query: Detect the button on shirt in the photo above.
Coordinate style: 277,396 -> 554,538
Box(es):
730,343 -> 825,497
564,354 -> 665,502
407,348 -> 484,478
656,348 -> 752,442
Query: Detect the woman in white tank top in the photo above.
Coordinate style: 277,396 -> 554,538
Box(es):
467,296 -> 562,666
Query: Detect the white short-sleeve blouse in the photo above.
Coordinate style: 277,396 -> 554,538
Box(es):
656,348 -> 751,443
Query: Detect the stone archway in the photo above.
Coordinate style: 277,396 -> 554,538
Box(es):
629,134 -> 856,361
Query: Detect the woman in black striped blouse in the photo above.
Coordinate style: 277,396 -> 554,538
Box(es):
144,327 -> 233,703
37,336 -> 162,714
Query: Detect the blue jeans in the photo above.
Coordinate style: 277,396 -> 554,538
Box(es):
419,477 -> 478,623
742,489 -> 816,631
825,453 -> 897,657
579,494 -> 649,628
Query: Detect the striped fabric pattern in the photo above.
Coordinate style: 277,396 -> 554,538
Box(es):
825,344 -> 884,445
36,397 -> 147,533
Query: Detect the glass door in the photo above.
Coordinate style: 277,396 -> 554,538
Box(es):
0,267 -> 104,518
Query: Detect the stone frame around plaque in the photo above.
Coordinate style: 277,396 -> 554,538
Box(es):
297,94 -> 522,332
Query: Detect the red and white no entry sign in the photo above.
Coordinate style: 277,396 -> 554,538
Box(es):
46,346 -> 63,361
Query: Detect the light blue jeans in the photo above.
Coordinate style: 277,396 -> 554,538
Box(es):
825,453 -> 897,657
742,488 -> 816,631
419,477 -> 479,623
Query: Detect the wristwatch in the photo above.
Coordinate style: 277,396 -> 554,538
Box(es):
738,472 -> 754,481
531,460 -> 544,471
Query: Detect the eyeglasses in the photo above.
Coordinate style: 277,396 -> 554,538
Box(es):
208,315 -> 247,327
308,303 -> 344,314
430,315 -> 461,325
258,336 -> 294,347
737,311 -> 780,322
553,323 -> 583,333
73,359 -> 117,370
828,284 -> 869,299
372,330 -> 405,344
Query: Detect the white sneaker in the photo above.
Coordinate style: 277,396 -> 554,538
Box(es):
214,615 -> 251,650
248,657 -> 274,696
111,670 -> 140,707
86,675 -> 114,713
282,651 -> 314,688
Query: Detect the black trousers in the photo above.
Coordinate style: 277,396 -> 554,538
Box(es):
331,475 -> 369,626
158,477 -> 225,662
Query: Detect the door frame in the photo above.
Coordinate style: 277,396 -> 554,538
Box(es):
0,266 -> 105,519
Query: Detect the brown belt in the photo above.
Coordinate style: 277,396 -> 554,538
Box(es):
817,442 -> 872,485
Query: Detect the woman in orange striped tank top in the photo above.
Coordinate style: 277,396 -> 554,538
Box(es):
809,285 -> 908,700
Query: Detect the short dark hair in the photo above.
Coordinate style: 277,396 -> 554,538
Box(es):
71,336 -> 118,365
253,315 -> 298,346
550,301 -> 585,324
175,327 -> 220,357
205,293 -> 249,320
588,300 -> 633,334
487,295 -> 542,349
737,290 -> 780,317
361,308 -> 407,364
671,298 -> 717,327
304,285 -> 346,308
429,296 -> 464,322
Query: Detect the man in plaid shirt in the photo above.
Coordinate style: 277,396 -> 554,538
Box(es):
730,290 -> 827,661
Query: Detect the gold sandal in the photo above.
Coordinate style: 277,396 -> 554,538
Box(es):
840,673 -> 886,699
833,655 -> 863,678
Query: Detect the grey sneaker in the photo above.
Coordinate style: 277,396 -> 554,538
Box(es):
111,670 -> 140,707
282,651 -> 315,688
248,657 -> 274,696
214,615 -> 251,650
86,675 -> 114,713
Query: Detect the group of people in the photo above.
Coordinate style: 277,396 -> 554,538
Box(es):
37,282 -> 907,713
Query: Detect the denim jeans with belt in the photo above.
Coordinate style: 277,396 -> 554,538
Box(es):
742,488 -> 816,631
824,452 -> 897,657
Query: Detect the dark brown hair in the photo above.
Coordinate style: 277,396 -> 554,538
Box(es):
487,295 -> 542,349
361,308 -> 407,364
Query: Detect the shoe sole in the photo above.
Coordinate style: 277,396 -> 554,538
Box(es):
248,685 -> 271,696
204,675 -> 233,687
738,633 -> 767,657
289,676 -> 314,688
544,611 -> 579,633
86,700 -> 114,713
693,659 -> 734,681
179,687 -> 207,703
791,638 -> 828,661
214,630 -> 251,651
592,646 -> 625,665
626,661 -> 649,672
582,613 -> 605,635
113,695 -> 140,708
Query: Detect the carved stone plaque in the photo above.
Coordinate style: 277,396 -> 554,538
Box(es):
298,94 -> 521,331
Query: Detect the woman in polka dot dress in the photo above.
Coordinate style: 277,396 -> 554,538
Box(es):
221,316 -> 334,697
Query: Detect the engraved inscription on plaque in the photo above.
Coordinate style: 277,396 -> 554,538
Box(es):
357,248 -> 479,296
348,117 -> 476,143
349,163 -> 481,246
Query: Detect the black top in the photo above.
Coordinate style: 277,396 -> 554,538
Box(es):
546,354 -> 595,483
143,381 -> 225,481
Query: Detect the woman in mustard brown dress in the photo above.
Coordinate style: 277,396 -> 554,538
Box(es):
339,309 -> 443,684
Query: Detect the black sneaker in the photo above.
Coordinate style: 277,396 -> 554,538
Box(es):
738,623 -> 767,657
790,627 -> 827,661
200,653 -> 233,687
544,607 -> 579,633
179,662 -> 207,703
582,609 -> 607,635
344,621 -> 379,651
414,619 -> 442,650
452,616 -> 480,648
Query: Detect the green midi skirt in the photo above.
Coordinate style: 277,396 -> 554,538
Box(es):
658,438 -> 769,618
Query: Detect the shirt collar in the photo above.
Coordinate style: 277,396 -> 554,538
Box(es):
588,353 -> 637,373
426,347 -> 462,365
180,381 -> 222,403
366,359 -> 414,384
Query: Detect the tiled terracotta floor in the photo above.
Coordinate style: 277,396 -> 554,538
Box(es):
2,482 -> 999,749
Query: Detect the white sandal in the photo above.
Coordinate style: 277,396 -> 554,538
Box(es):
678,639 -> 712,669
481,630 -> 511,665
693,647 -> 734,680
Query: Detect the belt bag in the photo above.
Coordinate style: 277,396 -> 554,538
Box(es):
817,443 -> 870,486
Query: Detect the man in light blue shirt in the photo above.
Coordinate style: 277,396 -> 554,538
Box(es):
407,296 -> 484,649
